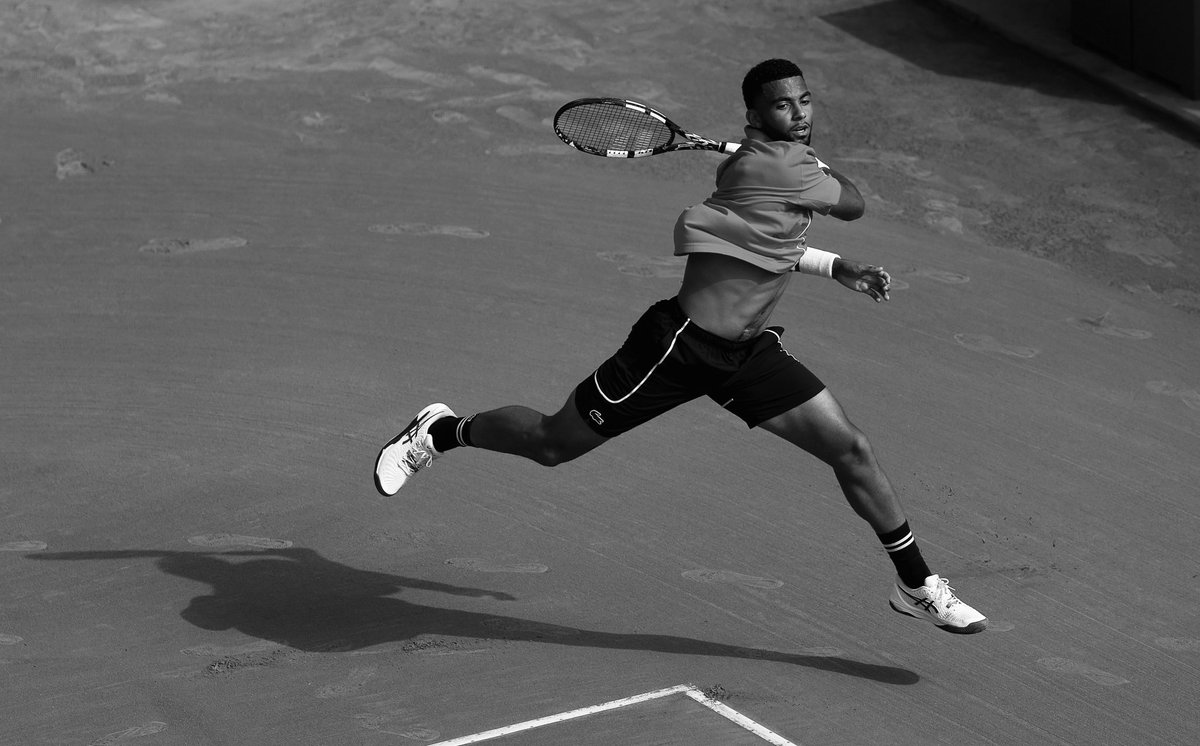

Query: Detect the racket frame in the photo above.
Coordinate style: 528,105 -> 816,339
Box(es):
553,97 -> 739,158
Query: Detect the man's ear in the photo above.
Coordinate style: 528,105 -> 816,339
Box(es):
745,108 -> 761,128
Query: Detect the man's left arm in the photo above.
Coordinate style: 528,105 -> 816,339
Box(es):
823,163 -> 865,221
832,257 -> 890,302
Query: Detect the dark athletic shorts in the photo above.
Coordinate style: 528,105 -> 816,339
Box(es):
572,297 -> 826,438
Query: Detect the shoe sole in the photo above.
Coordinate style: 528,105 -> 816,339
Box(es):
889,599 -> 988,634
373,424 -> 415,497
373,404 -> 453,497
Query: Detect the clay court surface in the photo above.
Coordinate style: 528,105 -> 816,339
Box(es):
3,1 -> 1199,744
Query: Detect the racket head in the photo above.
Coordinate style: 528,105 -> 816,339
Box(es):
555,97 -> 726,158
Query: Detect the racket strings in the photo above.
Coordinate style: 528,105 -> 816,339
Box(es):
557,103 -> 673,152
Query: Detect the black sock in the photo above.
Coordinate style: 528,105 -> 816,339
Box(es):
877,522 -> 932,589
429,415 -> 474,453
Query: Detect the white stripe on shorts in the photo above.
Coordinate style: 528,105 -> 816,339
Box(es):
593,319 -> 691,405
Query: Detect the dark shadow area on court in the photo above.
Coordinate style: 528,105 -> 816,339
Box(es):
821,0 -> 1109,103
29,546 -> 918,686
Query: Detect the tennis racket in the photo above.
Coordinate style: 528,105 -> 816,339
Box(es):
553,98 -> 740,158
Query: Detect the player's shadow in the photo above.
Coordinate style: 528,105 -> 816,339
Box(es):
29,547 -> 918,685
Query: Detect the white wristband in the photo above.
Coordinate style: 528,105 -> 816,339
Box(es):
794,247 -> 840,278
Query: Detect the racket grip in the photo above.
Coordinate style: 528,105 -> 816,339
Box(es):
719,141 -> 740,154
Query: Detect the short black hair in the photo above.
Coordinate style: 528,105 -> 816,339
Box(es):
741,58 -> 805,109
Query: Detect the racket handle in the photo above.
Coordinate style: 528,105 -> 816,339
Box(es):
719,141 -> 740,154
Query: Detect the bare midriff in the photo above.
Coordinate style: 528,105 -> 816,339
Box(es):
676,252 -> 791,342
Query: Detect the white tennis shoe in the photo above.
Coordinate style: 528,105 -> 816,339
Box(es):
890,575 -> 987,634
374,403 -> 455,496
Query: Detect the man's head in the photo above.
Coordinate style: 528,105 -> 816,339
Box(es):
741,58 -> 813,144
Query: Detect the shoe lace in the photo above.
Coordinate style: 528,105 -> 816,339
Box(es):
931,577 -> 961,608
401,439 -> 434,474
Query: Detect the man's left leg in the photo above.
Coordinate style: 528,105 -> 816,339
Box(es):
758,389 -> 987,634
758,389 -> 907,533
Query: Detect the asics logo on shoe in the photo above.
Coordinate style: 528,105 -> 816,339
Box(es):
409,411 -> 439,435
900,587 -> 938,612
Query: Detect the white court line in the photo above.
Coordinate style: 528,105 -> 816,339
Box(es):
427,685 -> 690,746
683,686 -> 799,746
428,683 -> 799,746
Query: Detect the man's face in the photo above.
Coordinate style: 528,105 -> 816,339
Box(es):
747,76 -> 813,144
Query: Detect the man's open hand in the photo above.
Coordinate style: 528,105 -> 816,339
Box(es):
832,259 -> 891,302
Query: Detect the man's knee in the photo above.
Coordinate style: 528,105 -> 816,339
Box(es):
529,412 -> 605,467
530,442 -> 577,467
833,428 -> 876,470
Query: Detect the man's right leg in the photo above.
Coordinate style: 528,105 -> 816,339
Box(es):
376,298 -> 690,494
374,391 -> 608,496
453,391 -> 610,467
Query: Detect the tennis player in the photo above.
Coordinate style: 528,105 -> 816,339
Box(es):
376,58 -> 987,634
